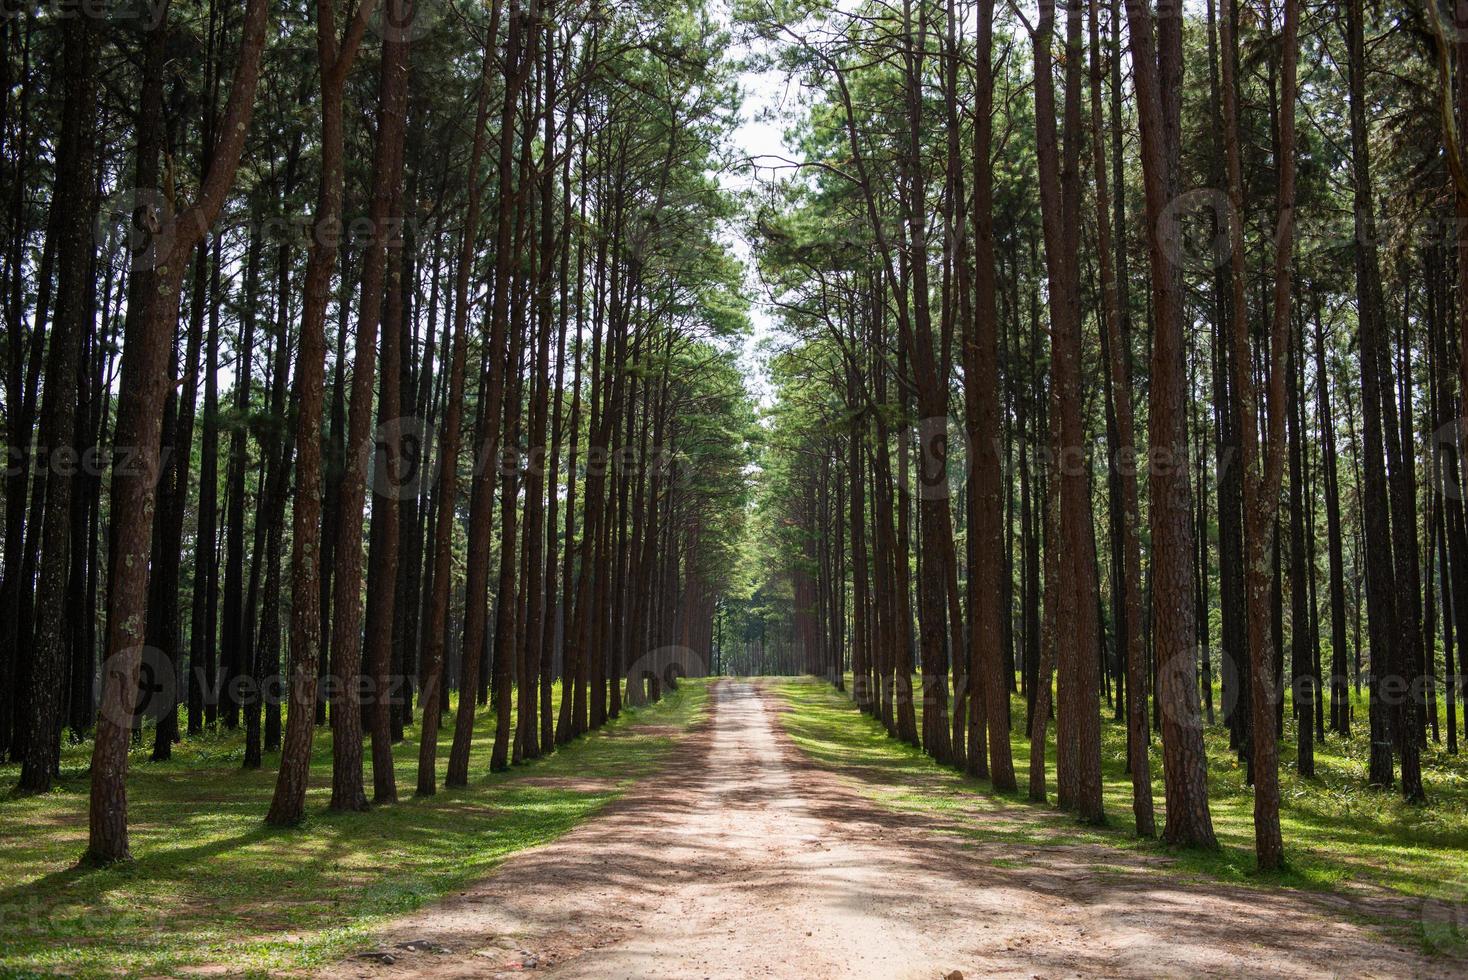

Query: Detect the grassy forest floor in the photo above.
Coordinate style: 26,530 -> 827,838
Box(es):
0,683 -> 709,977
771,677 -> 1468,956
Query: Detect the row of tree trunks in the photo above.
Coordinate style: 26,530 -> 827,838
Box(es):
0,0 -> 758,869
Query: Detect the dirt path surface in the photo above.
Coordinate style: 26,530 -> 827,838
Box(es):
321,681 -> 1449,979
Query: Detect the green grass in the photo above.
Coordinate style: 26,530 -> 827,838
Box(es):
768,676 -> 1468,950
0,680 -> 709,978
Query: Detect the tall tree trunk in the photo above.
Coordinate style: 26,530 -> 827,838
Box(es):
363,0 -> 411,803
1091,0 -> 1153,834
1034,0 -> 1103,822
1287,315 -> 1313,777
1311,310 -> 1349,736
1219,0 -> 1297,868
266,0 -> 379,826
1122,0 -> 1216,848
87,0 -> 269,863
329,0 -> 410,813
1345,0 -> 1397,791
966,0 -> 1014,790
17,11 -> 95,793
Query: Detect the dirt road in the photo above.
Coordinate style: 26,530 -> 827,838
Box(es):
322,681 -> 1448,978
